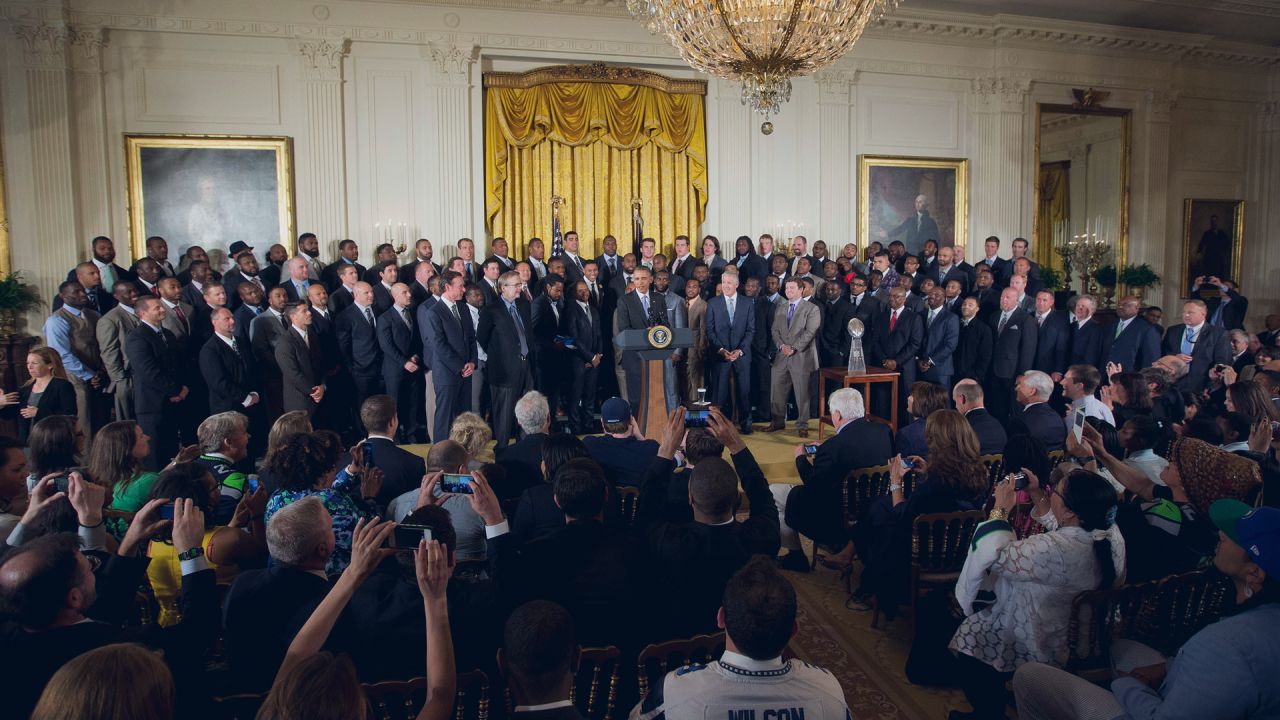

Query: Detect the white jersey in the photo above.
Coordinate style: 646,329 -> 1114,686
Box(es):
631,654 -> 850,720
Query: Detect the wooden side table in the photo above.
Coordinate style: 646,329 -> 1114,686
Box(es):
816,366 -> 900,439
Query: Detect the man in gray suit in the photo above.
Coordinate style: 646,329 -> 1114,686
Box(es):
766,278 -> 821,436
917,285 -> 960,391
250,286 -> 290,420
96,281 -> 142,421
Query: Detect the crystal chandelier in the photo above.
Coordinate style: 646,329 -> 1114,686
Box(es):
626,0 -> 899,134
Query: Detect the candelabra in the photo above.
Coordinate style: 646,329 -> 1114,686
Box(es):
1065,234 -> 1111,298
374,220 -> 410,256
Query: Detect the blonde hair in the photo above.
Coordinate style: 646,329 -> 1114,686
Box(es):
448,412 -> 492,459
25,346 -> 68,384
263,411 -> 313,467
31,643 -> 174,720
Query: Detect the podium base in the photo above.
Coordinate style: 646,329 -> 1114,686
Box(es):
638,358 -> 669,441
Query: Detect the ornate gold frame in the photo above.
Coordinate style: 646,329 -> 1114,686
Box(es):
1181,198 -> 1244,290
1032,101 -> 1132,268
483,62 -> 706,95
0,129 -> 9,275
857,155 -> 969,253
124,134 -> 296,261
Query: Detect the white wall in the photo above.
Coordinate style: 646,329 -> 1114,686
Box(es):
3,0 -> 1278,329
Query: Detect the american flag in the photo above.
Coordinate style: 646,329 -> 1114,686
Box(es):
551,212 -> 564,257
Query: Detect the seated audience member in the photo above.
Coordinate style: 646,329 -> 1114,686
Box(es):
90,420 -> 160,514
147,463 -> 266,626
356,394 -> 427,505
658,427 -> 726,524
512,433 -> 591,543
223,496 -> 339,691
388,440 -> 488,563
193,411 -> 253,524
1115,414 -> 1170,484
947,470 -> 1124,720
952,380 -> 1008,456
1227,379 -> 1280,426
255,410 -> 313,496
639,407 -> 780,639
1218,411 -> 1254,453
896,381 -> 950,460
0,436 -> 27,542
634,557 -> 851,720
850,410 -> 989,617
449,411 -> 494,469
24,414 -> 84,490
1061,363 -> 1114,427
495,391 -> 552,499
258,517 -> 455,720
264,432 -> 381,574
1009,371 -> 1066,451
1139,365 -> 1183,425
1013,502 -> 1280,720
0,499 -> 219,718
1103,370 -> 1153,429
1184,415 -> 1225,446
29,643 -> 176,720
0,346 -> 76,443
583,398 -> 660,488
773,388 -> 892,572
500,600 -> 587,720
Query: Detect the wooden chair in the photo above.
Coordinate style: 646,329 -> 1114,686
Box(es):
636,632 -> 725,700
978,454 -> 1004,490
903,509 -> 986,624
573,646 -> 621,720
209,692 -> 266,720
364,671 -> 490,720
1066,569 -> 1232,680
616,486 -> 641,529
1047,449 -> 1066,469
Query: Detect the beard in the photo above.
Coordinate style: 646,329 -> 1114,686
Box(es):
302,247 -> 319,258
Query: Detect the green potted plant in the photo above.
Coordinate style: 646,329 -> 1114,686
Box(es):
1094,264 -> 1117,289
0,272 -> 44,336
1119,263 -> 1161,301
1040,266 -> 1064,292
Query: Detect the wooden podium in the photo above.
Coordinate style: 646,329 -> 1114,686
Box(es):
615,326 -> 693,440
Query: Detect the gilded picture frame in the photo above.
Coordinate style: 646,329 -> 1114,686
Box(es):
125,134 -> 296,264
858,155 -> 968,257
1182,198 -> 1244,292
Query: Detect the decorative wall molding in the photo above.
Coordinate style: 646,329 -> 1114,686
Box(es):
483,62 -> 704,93
296,37 -> 351,81
11,21 -> 67,69
970,75 -> 1032,113
1146,89 -> 1179,124
67,26 -> 106,73
815,70 -> 858,103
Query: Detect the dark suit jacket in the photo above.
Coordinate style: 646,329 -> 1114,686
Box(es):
328,285 -> 356,316
125,323 -> 183,415
494,432 -> 547,499
422,299 -> 477,383
965,408 -> 1008,456
1033,310 -> 1071,375
370,282 -> 394,316
398,258 -> 441,285
1192,286 -> 1248,331
989,308 -> 1037,380
934,264 -> 972,295
335,303 -> 383,379
729,253 -> 768,283
279,279 -> 313,303
1162,323 -> 1233,392
1009,402 -> 1066,450
849,292 -> 882,331
751,294 -> 778,361
560,300 -> 602,364
555,253 -> 586,287
53,286 -> 116,316
220,269 -> 256,311
955,316 -> 994,382
796,418 -> 894,496
2,378 -> 77,442
583,435 -> 659,488
530,295 -> 561,355
232,305 -> 261,350
1069,318 -> 1108,370
274,328 -> 322,413
309,308 -> 339,376
704,294 -> 755,356
477,298 -> 533,387
919,307 -> 960,376
1107,317 -> 1162,371
199,335 -> 257,414
376,306 -> 421,382
870,307 -> 923,369
408,281 -> 433,313
819,298 -> 856,365
66,263 -> 134,289
259,261 -> 285,288
321,260 -> 367,291
222,565 -> 336,691
359,436 -> 425,505
595,254 -> 622,289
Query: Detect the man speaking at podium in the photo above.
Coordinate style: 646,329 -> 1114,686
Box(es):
615,266 -> 685,413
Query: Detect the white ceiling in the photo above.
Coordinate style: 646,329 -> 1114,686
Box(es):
905,0 -> 1280,47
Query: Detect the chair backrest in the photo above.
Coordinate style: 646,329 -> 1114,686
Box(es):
1066,569 -> 1232,673
912,510 -> 987,574
209,692 -> 266,720
616,486 -> 640,528
978,454 -> 1004,489
841,464 -> 897,529
1047,449 -> 1066,469
573,646 -> 621,720
364,671 -> 490,720
636,632 -> 725,700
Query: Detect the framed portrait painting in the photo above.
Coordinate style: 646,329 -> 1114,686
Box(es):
859,155 -> 968,256
1182,199 -> 1243,291
125,134 -> 296,264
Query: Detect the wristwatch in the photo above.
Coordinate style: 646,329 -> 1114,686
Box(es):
177,546 -> 205,562
889,483 -> 903,493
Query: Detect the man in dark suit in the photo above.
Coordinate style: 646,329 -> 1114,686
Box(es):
818,279 -> 856,370
494,391 -> 550,497
1191,276 -> 1248,331
743,277 -> 776,423
582,397 -> 659,488
970,266 -> 1000,314
1010,370 -> 1066,450
328,264 -> 360,316
335,282 -> 384,406
987,287 -> 1038,422
868,286 -> 923,418
555,231 -> 587,288
221,245 -> 267,313
476,272 -> 534,448
275,302 -> 325,416
477,258 -> 503,307
407,261 -> 436,313
321,240 -> 367,291
125,296 -> 188,467
779,388 -> 893,570
352,394 -> 426,505
1107,295 -> 1162,372
232,283 -> 265,348
249,287 -> 289,419
1031,290 -> 1071,381
847,275 -> 881,329
259,244 -> 289,288
1068,295 -> 1108,371
55,262 -> 117,315
560,280 -> 603,434
422,270 -> 477,437
917,286 -> 959,391
952,380 -> 1008,456
978,236 -> 1009,287
68,236 -> 135,294
728,235 -> 768,284
1161,299 -> 1233,393
669,234 -> 698,289
377,284 -> 423,444
594,235 -> 621,290
954,297 -> 994,383
278,257 -> 314,303
530,273 -> 566,411
199,307 -> 260,415
704,272 -> 755,432
398,238 -> 441,285
931,246 -> 970,296
484,236 -> 517,274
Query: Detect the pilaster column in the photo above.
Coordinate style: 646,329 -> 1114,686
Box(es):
816,70 -> 857,250
1254,98 -> 1280,311
423,43 -> 475,245
11,21 -> 78,306
68,26 -> 111,244
1142,89 -> 1176,306
295,37 -> 351,245
969,74 -> 1030,261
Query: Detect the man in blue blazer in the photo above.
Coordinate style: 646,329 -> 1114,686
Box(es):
1107,295 -> 1161,372
1068,295 -> 1108,370
704,272 -> 755,432
377,283 -> 423,443
1031,290 -> 1071,381
422,271 -> 477,437
917,286 -> 959,391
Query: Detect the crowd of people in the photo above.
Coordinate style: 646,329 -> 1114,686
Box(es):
0,229 -> 1278,720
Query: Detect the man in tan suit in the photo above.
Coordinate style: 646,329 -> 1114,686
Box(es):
96,282 -> 142,421
682,277 -> 707,401
766,277 -> 821,437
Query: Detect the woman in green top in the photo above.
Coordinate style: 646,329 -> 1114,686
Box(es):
89,420 -> 199,538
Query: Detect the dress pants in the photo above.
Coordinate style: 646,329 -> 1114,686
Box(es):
713,354 -> 752,427
110,378 -> 135,422
385,369 -> 424,443
536,349 -> 564,413
432,376 -> 470,442
352,373 -> 384,409
920,366 -> 952,393
750,351 -> 772,421
491,361 -> 533,447
69,376 -> 110,441
138,405 -> 179,469
567,359 -> 599,434
987,376 -> 1016,424
770,354 -> 812,429
423,374 -> 437,442
469,359 -> 488,426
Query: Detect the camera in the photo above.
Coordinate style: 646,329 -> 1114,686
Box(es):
1010,472 -> 1029,491
440,473 -> 473,495
684,409 -> 711,428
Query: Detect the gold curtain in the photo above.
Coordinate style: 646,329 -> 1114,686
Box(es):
484,69 -> 707,258
1036,161 -> 1070,270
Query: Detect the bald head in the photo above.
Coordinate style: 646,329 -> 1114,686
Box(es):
353,281 -> 373,305
287,256 -> 309,281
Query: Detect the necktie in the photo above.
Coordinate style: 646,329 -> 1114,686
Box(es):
173,304 -> 186,324
727,296 -> 736,323
451,302 -> 462,327
608,257 -> 616,273
364,307 -> 375,328
575,255 -> 583,270
101,265 -> 115,292
1182,327 -> 1196,355
999,312 -> 1009,333
401,308 -> 411,328
156,327 -> 166,345
787,303 -> 796,326
890,310 -> 898,332
928,309 -> 937,326
673,257 -> 682,274
301,330 -> 309,348
465,262 -> 473,277
1038,313 -> 1046,327
508,304 -> 528,357
641,294 -> 650,316
589,283 -> 598,306
1115,320 -> 1124,339
279,313 -> 288,329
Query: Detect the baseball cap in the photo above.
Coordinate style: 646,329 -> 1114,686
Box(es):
1210,500 -> 1280,577
600,397 -> 632,424
228,241 -> 255,258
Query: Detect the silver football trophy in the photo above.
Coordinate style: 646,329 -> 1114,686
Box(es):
847,318 -> 867,374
